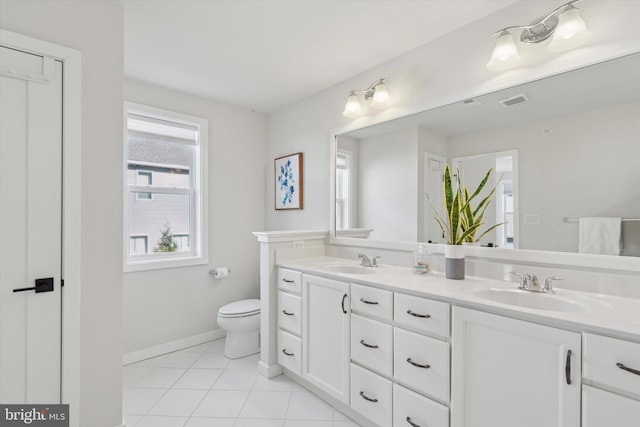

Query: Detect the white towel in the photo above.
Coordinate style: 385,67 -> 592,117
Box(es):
578,217 -> 622,255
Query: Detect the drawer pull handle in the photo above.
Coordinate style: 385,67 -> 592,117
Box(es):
360,339 -> 379,349
407,358 -> 430,369
359,298 -> 379,305
565,349 -> 572,385
282,278 -> 295,283
616,362 -> 640,376
341,293 -> 348,314
406,417 -> 422,427
282,349 -> 294,357
359,391 -> 378,403
282,310 -> 295,316
407,309 -> 431,319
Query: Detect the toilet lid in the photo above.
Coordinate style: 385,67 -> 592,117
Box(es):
219,299 -> 260,317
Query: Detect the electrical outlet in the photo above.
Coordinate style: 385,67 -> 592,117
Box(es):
293,240 -> 304,248
523,214 -> 541,225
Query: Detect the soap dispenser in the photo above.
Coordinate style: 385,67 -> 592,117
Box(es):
413,245 -> 431,275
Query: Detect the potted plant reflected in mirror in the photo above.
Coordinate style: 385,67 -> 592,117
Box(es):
427,164 -> 503,279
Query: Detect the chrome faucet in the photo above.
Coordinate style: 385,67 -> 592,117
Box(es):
511,272 -> 563,293
358,253 -> 380,267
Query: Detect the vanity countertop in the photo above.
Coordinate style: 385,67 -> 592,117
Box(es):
278,256 -> 640,342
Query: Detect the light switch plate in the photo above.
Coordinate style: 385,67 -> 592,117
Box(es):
523,214 -> 541,225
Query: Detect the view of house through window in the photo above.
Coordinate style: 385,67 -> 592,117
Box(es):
124,103 -> 207,270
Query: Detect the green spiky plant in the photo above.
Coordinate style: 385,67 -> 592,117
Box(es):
427,164 -> 504,245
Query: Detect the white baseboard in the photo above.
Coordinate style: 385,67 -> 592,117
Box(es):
258,360 -> 283,378
123,329 -> 226,365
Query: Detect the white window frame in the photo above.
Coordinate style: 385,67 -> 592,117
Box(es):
123,102 -> 208,272
136,170 -> 153,200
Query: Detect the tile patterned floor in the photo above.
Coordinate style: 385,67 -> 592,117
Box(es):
123,339 -> 361,427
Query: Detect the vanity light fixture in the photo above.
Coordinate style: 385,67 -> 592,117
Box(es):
342,78 -> 389,117
487,0 -> 592,71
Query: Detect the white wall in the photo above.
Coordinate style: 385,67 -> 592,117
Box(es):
359,128 -> 418,241
448,102 -> 640,253
266,0 -> 640,234
123,78 -> 267,354
1,1 -> 123,426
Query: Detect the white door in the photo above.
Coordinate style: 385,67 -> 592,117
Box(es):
0,45 -> 63,403
451,307 -> 581,427
302,274 -> 350,404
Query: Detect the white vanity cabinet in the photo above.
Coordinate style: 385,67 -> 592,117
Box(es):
451,306 -> 581,427
581,333 -> 640,427
350,286 -> 451,427
277,268 -> 303,376
302,274 -> 351,404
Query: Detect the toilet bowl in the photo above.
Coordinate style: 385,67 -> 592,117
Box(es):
217,299 -> 260,359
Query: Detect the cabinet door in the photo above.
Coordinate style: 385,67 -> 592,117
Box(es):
582,385 -> 640,427
303,274 -> 350,403
451,307 -> 581,427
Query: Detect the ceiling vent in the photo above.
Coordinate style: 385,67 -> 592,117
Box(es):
499,93 -> 529,107
462,98 -> 483,108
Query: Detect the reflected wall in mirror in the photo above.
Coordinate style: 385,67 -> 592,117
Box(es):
334,53 -> 640,256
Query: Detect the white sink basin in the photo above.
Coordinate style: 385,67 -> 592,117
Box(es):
474,288 -> 608,313
322,264 -> 378,275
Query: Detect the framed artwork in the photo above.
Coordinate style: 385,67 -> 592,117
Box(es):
275,152 -> 303,210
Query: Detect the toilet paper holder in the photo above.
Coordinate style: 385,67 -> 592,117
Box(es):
209,267 -> 230,279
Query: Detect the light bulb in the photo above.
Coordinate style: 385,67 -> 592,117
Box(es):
370,82 -> 390,108
548,6 -> 592,51
486,31 -> 521,71
342,91 -> 361,117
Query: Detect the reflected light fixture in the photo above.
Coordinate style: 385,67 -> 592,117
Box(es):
342,78 -> 390,117
487,0 -> 592,71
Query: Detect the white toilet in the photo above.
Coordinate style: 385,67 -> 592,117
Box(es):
217,299 -> 261,359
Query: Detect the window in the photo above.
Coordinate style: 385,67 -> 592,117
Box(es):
136,171 -> 152,200
124,102 -> 208,271
336,150 -> 352,230
129,235 -> 148,255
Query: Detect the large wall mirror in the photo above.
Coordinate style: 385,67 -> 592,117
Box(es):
332,53 -> 640,258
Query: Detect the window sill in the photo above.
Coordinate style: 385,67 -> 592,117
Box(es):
124,254 -> 208,273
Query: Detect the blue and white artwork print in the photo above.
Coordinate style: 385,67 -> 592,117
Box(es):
275,153 -> 303,209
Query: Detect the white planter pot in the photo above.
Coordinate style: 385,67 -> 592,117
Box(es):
445,245 -> 465,280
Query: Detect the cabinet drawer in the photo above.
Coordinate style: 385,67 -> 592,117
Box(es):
394,293 -> 450,338
278,268 -> 302,294
351,363 -> 392,427
278,330 -> 302,376
351,314 -> 393,377
351,283 -> 393,321
393,383 -> 449,427
583,333 -> 640,396
278,291 -> 302,336
583,385 -> 640,427
394,328 -> 450,402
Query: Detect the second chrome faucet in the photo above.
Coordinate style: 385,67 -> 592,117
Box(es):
358,253 -> 381,267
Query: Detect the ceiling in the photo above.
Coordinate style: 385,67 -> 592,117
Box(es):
119,0 -> 518,113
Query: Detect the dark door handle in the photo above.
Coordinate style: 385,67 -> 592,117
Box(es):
407,309 -> 431,318
282,310 -> 295,316
282,349 -> 294,356
360,339 -> 379,349
13,277 -> 54,293
282,278 -> 295,283
359,298 -> 379,305
406,417 -> 422,427
407,357 -> 430,369
616,362 -> 640,376
359,391 -> 378,403
341,293 -> 348,314
565,349 -> 572,385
